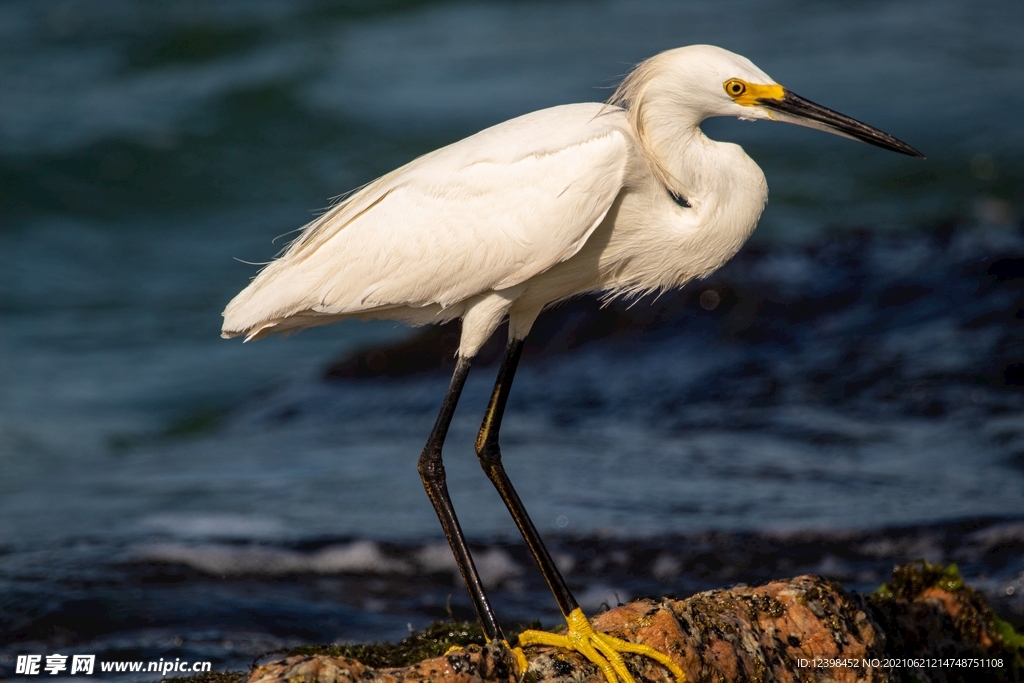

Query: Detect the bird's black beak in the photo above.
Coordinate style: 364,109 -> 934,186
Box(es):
759,90 -> 924,158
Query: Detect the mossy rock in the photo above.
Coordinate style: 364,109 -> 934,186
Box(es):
282,621 -> 490,669
871,560 -> 1024,681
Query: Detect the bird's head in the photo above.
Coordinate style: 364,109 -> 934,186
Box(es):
611,45 -> 923,158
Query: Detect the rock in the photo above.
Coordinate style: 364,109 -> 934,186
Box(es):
249,641 -> 518,683
244,564 -> 1023,683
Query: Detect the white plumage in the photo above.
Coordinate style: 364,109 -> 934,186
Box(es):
220,45 -> 920,683
221,46 -> 789,354
223,45 -> 919,352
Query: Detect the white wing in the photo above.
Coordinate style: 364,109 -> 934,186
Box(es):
222,103 -> 629,339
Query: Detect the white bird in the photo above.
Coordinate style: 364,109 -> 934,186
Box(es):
222,45 -> 921,683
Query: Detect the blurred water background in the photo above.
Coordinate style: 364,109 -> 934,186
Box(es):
2,0 -> 1024,678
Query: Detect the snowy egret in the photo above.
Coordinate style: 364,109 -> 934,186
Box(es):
222,45 -> 921,683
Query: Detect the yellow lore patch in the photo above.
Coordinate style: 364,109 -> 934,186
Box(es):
723,78 -> 785,107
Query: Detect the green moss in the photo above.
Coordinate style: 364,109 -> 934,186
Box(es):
282,621 -> 489,669
872,583 -> 893,599
994,618 -> 1024,651
113,624 -> 489,683
873,560 -> 965,602
873,560 -> 1024,671
988,614 -> 1024,677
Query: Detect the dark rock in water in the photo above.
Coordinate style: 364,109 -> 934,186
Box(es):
987,257 -> 1024,283
322,224 -> 1024,409
322,298 -> 643,379
325,321 -> 465,378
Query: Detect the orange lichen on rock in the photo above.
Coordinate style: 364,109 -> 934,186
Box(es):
246,567 -> 1021,683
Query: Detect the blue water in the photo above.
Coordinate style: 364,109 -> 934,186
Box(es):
2,0 -> 1024,678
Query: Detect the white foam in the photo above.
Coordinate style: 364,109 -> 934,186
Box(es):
414,543 -> 523,587
307,539 -> 412,574
651,553 -> 681,581
415,542 -> 458,573
474,548 -> 523,587
133,540 -> 413,576
138,513 -> 287,540
965,521 -> 1024,548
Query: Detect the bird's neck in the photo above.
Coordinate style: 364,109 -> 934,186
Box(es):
634,112 -> 768,273
646,122 -> 719,200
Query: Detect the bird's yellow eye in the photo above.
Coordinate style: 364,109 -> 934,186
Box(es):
724,79 -> 747,98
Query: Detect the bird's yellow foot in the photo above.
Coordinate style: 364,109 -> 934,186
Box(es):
517,608 -> 685,683
505,642 -> 529,677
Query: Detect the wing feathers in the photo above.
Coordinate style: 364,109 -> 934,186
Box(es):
222,104 -> 629,338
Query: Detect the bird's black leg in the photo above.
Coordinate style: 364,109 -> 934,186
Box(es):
475,339 -> 579,618
418,355 -> 504,642
476,341 -> 686,683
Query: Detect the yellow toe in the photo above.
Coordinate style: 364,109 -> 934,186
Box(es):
448,640 -> 527,679
517,609 -> 685,683
506,643 -> 529,678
